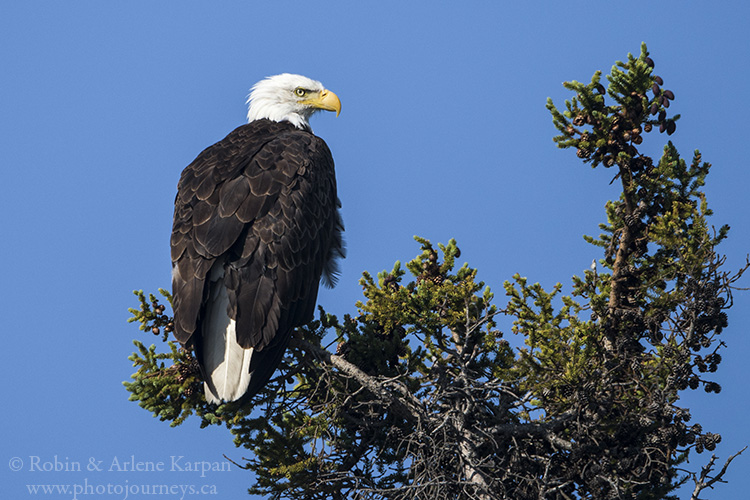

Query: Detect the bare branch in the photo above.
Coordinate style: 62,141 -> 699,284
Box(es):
690,447 -> 747,500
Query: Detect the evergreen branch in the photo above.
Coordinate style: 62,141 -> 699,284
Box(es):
291,334 -> 427,423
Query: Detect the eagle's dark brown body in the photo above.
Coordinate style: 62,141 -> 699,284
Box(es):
170,118 -> 343,403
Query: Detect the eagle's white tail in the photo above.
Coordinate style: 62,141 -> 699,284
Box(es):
202,263 -> 253,404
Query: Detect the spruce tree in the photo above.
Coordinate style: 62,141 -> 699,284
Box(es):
125,44 -> 746,499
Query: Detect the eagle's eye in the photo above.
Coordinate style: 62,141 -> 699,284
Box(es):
294,88 -> 307,97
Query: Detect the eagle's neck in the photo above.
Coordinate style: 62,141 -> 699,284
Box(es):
246,97 -> 312,131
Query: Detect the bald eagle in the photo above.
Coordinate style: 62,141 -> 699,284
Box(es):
170,74 -> 344,405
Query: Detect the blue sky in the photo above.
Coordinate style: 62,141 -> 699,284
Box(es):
2,2 -> 749,499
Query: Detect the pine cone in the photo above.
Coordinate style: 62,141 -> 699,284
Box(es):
336,341 -> 349,356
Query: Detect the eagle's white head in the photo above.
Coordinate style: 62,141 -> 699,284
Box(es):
246,73 -> 341,130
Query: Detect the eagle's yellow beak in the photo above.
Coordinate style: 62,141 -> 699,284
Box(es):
307,89 -> 341,117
